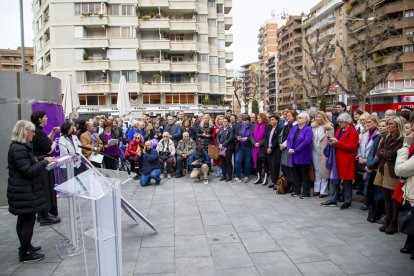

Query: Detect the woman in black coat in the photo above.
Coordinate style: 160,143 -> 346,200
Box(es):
8,120 -> 55,262
264,114 -> 282,189
217,118 -> 235,182
30,110 -> 61,225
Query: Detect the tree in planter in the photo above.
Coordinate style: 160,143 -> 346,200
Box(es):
278,28 -> 335,110
333,0 -> 403,110
252,99 -> 259,114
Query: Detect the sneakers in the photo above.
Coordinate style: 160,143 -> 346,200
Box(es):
167,174 -> 171,179
359,204 -> 369,211
340,203 -> 352,210
233,177 -> 241,183
204,177 -> 209,185
19,252 -> 45,263
321,201 -> 337,207
243,177 -> 249,183
160,174 -> 164,179
18,245 -> 41,257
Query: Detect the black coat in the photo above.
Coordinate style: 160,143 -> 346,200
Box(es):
196,125 -> 214,151
32,125 -> 52,157
250,124 -> 271,158
217,126 -> 235,149
7,142 -> 48,215
264,125 -> 283,153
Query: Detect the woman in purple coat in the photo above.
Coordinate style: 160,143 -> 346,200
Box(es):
287,112 -> 314,198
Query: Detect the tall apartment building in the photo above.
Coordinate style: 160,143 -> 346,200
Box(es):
345,0 -> 414,110
257,19 -> 281,111
0,47 -> 34,73
302,0 -> 344,107
267,55 -> 277,112
277,15 -> 305,110
33,0 -> 233,116
240,61 -> 261,108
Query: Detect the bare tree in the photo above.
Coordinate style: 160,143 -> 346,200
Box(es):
334,0 -> 403,110
279,28 -> 336,110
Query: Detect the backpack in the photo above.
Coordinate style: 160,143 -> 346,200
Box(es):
275,175 -> 290,194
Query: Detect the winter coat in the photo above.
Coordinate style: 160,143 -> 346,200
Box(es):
188,151 -> 211,171
141,148 -> 160,175
80,131 -> 104,160
217,126 -> 235,151
124,140 -> 143,159
366,133 -> 383,170
395,146 -> 414,205
32,125 -> 53,157
176,139 -> 196,157
335,125 -> 359,180
196,125 -> 214,151
312,124 -> 334,179
376,133 -> 404,179
164,123 -> 181,141
156,139 -> 176,156
286,125 -> 313,165
58,135 -> 82,169
7,142 -> 48,215
250,123 -> 271,158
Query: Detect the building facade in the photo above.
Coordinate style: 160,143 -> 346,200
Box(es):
33,0 -> 233,116
276,15 -> 305,110
240,61 -> 261,111
0,47 -> 34,73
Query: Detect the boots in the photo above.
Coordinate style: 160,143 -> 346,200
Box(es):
262,173 -> 268,186
379,219 -> 390,232
254,173 -> 262,184
385,221 -> 398,235
367,205 -> 376,223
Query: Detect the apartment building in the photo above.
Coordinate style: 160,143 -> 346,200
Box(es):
267,55 -> 277,112
33,0 -> 233,116
345,0 -> 414,111
240,61 -> 261,109
0,47 -> 34,73
276,15 -> 306,110
257,19 -> 281,111
302,0 -> 344,107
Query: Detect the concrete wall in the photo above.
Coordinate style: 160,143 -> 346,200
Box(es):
0,72 -> 61,206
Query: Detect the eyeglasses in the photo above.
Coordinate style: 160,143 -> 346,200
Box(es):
163,135 -> 169,137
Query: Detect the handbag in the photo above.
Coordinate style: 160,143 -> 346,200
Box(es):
398,209 -> 414,235
309,163 -> 315,182
208,144 -> 220,160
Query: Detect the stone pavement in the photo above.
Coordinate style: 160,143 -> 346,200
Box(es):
1,175 -> 413,276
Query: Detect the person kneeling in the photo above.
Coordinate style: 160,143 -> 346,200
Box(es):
140,141 -> 161,186
189,145 -> 211,184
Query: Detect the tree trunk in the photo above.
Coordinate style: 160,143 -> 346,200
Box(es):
359,94 -> 367,111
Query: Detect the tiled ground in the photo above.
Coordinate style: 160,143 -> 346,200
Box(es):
1,175 -> 413,276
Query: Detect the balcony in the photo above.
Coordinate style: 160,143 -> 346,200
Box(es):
138,0 -> 169,7
226,69 -> 234,78
78,82 -> 111,94
170,41 -> 197,51
80,38 -> 109,48
170,61 -> 197,72
169,19 -> 197,31
140,58 -> 171,71
225,33 -> 233,47
141,82 -> 172,93
225,51 -> 233,62
224,16 -> 233,30
171,82 -> 199,93
313,0 -> 343,20
140,39 -> 170,50
80,14 -> 109,26
169,0 -> 197,10
139,18 -> 169,30
224,0 -> 232,13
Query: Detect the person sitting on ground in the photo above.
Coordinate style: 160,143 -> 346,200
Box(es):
139,140 -> 161,186
188,145 -> 211,184
175,132 -> 196,178
156,132 -> 176,179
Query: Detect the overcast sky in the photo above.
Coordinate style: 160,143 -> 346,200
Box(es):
0,0 -> 320,70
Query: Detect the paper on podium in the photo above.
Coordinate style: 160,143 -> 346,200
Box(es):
90,153 -> 104,164
107,139 -> 119,146
55,168 -> 130,200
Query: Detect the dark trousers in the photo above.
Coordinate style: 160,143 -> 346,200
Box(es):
103,155 -> 118,170
16,214 -> 36,254
39,170 -> 58,218
220,149 -> 233,180
382,187 -> 400,224
330,179 -> 353,204
404,206 -> 414,250
292,164 -> 310,196
267,151 -> 280,183
176,156 -> 187,174
160,158 -> 174,174
256,156 -> 269,175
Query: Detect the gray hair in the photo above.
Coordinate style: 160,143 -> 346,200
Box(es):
337,113 -> 353,124
162,131 -> 171,138
12,120 -> 35,143
298,112 -> 310,124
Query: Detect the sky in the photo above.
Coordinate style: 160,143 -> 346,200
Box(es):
0,0 -> 320,70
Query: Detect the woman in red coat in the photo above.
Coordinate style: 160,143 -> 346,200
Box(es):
321,113 -> 359,210
124,133 -> 144,178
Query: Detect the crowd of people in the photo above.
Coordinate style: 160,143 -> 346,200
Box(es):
6,103 -> 414,262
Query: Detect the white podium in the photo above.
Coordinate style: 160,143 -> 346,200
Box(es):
55,166 -> 130,276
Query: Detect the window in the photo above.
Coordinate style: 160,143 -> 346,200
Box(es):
171,55 -> 184,62
208,19 -> 216,26
208,0 -> 215,8
218,40 -> 225,51
121,5 -> 134,16
165,93 -> 194,104
167,73 -> 182,83
197,15 -> 207,22
108,5 -> 119,15
111,94 -> 117,105
406,28 -> 414,36
208,37 -> 217,45
209,56 -> 218,64
217,4 -> 224,14
74,3 -> 105,15
198,54 -> 209,62
109,70 -> 137,82
143,93 -> 161,104
405,10 -> 414,18
79,94 -> 106,106
86,71 -> 107,82
209,75 -> 218,83
405,62 -> 414,70
170,34 -> 185,41
404,45 -> 414,53
219,58 -> 225,68
218,22 -> 225,31
198,34 -> 208,43
107,27 -> 136,38
219,77 -> 226,86
198,73 -> 209,81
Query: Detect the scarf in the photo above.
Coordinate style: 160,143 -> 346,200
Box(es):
240,123 -> 251,147
253,123 -> 266,168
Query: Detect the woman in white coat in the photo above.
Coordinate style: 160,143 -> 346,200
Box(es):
58,122 -> 83,181
311,111 -> 334,197
156,132 -> 176,179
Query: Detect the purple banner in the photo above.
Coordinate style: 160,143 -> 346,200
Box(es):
31,102 -> 65,136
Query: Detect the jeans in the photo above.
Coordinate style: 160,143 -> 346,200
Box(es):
235,146 -> 252,178
140,169 -> 161,186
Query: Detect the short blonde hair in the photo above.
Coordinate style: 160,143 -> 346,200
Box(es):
12,120 -> 35,143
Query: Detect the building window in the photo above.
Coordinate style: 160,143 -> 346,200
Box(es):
405,62 -> 414,70
405,10 -> 414,18
109,70 -> 137,82
122,5 -> 134,16
165,93 -> 194,104
143,93 -> 161,104
219,58 -> 225,68
75,3 -> 106,15
217,4 -> 224,14
219,77 -> 226,86
85,71 -> 107,82
197,15 -> 207,22
210,75 -> 219,83
218,22 -> 225,31
111,94 -> 117,105
79,94 -> 106,105
171,55 -> 184,62
207,0 -> 216,8
198,34 -> 208,43
198,73 -> 209,82
107,26 -> 136,38
208,37 -> 217,45
208,19 -> 216,26
404,45 -> 414,53
209,56 -> 218,64
198,54 -> 209,62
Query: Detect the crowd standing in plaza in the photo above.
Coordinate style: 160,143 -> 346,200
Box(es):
6,104 -> 414,263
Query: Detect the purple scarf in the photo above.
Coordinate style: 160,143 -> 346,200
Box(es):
253,123 -> 266,168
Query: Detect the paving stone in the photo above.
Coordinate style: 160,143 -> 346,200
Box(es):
265,222 -> 304,241
368,254 -> 414,276
175,218 -> 205,236
134,247 -> 174,275
298,227 -> 347,248
140,227 -> 174,248
204,225 -> 240,244
216,267 -> 260,276
175,235 -> 210,258
249,251 -> 302,276
175,257 -> 216,276
237,231 -> 281,253
277,238 -> 327,263
10,263 -> 60,276
200,211 -> 231,226
296,260 -> 346,276
210,243 -> 253,270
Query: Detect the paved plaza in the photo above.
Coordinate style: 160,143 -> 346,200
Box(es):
1,176 -> 413,276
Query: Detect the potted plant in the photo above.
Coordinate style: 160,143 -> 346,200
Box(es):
153,74 -> 161,82
83,52 -> 89,61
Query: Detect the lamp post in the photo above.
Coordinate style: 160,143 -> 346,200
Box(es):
19,0 -> 25,74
